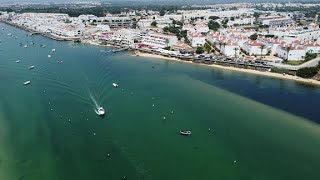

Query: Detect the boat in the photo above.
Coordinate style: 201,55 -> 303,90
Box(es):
52,49 -> 56,52
40,44 -> 46,48
23,81 -> 31,85
24,44 -> 28,48
112,83 -> 119,87
48,55 -> 51,58
7,33 -> 12,36
1,28 -> 4,30
28,66 -> 34,70
180,130 -> 191,136
16,60 -> 20,63
95,107 -> 105,116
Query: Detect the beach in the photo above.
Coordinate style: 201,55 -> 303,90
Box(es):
135,51 -> 320,86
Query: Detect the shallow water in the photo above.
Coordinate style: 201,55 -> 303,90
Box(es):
0,23 -> 319,180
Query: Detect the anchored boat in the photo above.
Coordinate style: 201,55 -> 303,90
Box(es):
180,130 -> 191,136
23,81 -> 31,85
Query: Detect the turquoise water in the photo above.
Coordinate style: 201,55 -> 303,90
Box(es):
0,23 -> 320,180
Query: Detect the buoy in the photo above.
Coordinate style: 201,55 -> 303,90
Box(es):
44,90 -> 46,93
171,110 -> 174,114
93,133 -> 96,136
123,176 -> 126,179
50,108 -> 53,111
234,160 -> 237,163
208,128 -> 211,131
163,116 -> 166,119
107,153 -> 110,157
68,119 -> 71,122
152,104 -> 155,107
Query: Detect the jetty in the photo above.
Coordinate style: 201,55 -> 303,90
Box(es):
112,47 -> 129,53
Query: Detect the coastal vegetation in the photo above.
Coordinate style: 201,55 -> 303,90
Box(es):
296,66 -> 319,78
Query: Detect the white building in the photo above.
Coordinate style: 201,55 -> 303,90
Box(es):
305,43 -> 320,54
187,31 -> 206,47
276,45 -> 305,61
242,41 -> 268,56
227,18 -> 254,27
220,41 -> 240,57
111,29 -> 141,46
194,23 -> 209,33
262,18 -> 295,27
182,24 -> 196,32
141,33 -> 178,48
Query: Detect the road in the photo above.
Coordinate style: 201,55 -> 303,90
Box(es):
271,57 -> 320,70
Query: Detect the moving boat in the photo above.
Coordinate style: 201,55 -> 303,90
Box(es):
95,107 -> 105,116
23,81 -> 31,85
16,60 -> 20,63
28,66 -> 34,70
112,83 -> 119,87
52,49 -> 56,52
180,130 -> 191,136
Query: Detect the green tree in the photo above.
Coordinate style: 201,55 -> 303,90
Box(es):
296,67 -> 319,78
151,21 -> 157,27
259,45 -> 266,59
209,16 -> 220,20
160,8 -> 166,16
286,46 -> 291,61
208,20 -> 221,31
249,33 -> 258,40
196,46 -> 204,54
233,47 -> 239,58
165,38 -> 170,48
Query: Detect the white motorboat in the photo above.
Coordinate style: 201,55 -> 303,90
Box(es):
28,66 -> 34,70
23,81 -> 31,85
51,49 -> 56,52
16,60 -> 20,63
48,55 -> 51,58
7,33 -> 12,36
180,130 -> 192,136
95,107 -> 105,116
24,44 -> 28,48
1,28 -> 4,30
112,83 -> 119,88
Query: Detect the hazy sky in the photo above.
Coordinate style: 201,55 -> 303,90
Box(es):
0,0 -> 319,3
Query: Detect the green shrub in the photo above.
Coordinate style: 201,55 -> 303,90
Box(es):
296,67 -> 319,78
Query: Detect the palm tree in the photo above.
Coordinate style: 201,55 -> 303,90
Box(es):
259,45 -> 266,60
165,38 -> 169,48
233,47 -> 239,58
218,41 -> 223,55
222,42 -> 227,55
286,46 -> 291,61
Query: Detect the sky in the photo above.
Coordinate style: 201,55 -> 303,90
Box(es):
0,0 -> 319,4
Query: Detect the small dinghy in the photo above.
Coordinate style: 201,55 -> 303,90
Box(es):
112,83 -> 119,88
180,130 -> 191,136
23,81 -> 31,85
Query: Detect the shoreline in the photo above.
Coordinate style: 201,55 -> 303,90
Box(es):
2,22 -> 319,86
135,51 -> 320,86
